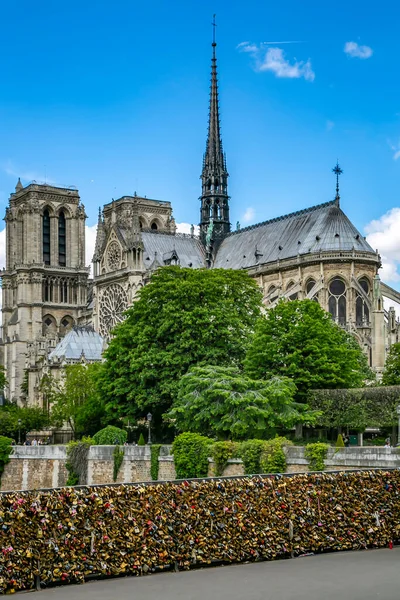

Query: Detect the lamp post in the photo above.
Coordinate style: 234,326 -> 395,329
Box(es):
147,412 -> 152,445
396,405 -> 400,447
17,419 -> 22,445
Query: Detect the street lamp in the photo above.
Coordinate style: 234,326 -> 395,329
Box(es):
147,412 -> 152,445
17,419 -> 22,445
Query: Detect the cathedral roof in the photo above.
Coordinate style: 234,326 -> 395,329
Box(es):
141,232 -> 206,269
213,199 -> 376,269
49,327 -> 103,362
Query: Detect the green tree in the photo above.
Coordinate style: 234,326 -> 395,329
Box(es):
51,363 -> 105,437
167,365 -> 319,440
0,366 -> 7,397
245,300 -> 367,403
382,343 -> 400,386
93,425 -> 127,445
0,406 -> 50,440
100,267 -> 263,432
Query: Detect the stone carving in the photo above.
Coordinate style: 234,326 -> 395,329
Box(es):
106,241 -> 122,272
99,283 -> 128,338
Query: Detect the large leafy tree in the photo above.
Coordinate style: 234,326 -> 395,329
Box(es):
382,343 -> 400,386
0,406 -> 50,440
166,365 -> 319,440
245,300 -> 367,403
100,267 -> 263,430
51,363 -> 105,437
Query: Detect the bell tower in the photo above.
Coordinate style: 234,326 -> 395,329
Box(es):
199,16 -> 230,246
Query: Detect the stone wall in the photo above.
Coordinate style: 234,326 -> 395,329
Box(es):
1,445 -> 399,491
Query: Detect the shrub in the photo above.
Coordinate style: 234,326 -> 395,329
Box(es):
260,437 -> 293,474
66,436 -> 93,485
93,426 -> 127,445
150,444 -> 162,480
336,434 -> 345,448
0,436 -> 13,484
138,433 -> 146,446
239,439 -> 267,474
211,441 -> 239,476
172,432 -> 213,479
305,442 -> 329,471
113,445 -> 124,481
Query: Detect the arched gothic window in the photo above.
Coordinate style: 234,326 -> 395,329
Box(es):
328,278 -> 347,325
287,281 -> 298,300
306,279 -> 319,302
151,222 -> 158,230
58,211 -> 66,266
43,210 -> 50,265
356,278 -> 370,326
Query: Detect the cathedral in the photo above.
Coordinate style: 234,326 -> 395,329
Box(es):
2,33 -> 400,407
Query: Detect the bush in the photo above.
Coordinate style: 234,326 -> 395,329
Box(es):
239,439 -> 267,474
66,437 -> 93,485
113,446 -> 124,481
0,436 -> 13,484
305,442 -> 329,471
93,426 -> 127,445
336,434 -> 345,448
138,433 -> 146,446
151,444 -> 162,480
260,437 -> 293,474
172,432 -> 213,479
211,441 -> 239,477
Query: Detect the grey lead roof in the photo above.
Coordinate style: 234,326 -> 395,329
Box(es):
213,200 -> 376,270
141,232 -> 206,269
49,327 -> 103,362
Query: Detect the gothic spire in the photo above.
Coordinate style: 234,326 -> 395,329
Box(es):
204,15 -> 224,173
199,15 -> 230,247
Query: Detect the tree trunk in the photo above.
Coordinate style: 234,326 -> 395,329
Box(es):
295,423 -> 303,440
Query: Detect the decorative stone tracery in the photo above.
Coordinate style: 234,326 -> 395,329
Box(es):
99,283 -> 128,338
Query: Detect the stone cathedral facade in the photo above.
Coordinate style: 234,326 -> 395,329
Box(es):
2,36 -> 400,406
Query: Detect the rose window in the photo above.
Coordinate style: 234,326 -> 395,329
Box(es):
106,242 -> 122,272
99,283 -> 128,338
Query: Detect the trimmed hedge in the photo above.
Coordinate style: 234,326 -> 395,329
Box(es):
0,470 -> 399,593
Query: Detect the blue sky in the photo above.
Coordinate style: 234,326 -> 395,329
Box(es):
1,0 -> 400,283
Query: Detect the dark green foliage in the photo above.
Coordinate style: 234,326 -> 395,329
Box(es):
336,434 -> 345,448
259,437 -> 293,474
172,432 -> 212,479
113,446 -> 125,481
167,365 -> 318,440
93,425 -> 127,445
138,433 -> 146,446
309,386 -> 400,429
150,444 -> 162,480
382,343 -> 400,385
0,436 -> 13,483
245,300 -> 367,403
305,442 -> 329,471
100,267 -> 263,434
66,437 -> 93,486
211,441 -> 239,476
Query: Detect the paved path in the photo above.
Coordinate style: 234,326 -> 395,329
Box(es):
31,548 -> 399,600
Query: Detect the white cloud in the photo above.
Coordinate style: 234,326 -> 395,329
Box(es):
388,140 -> 400,160
85,224 -> 98,276
2,160 -> 56,185
344,41 -> 373,59
242,207 -> 255,223
365,208 -> 400,284
176,222 -> 199,235
238,43 -> 315,82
